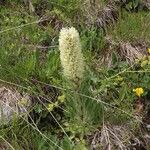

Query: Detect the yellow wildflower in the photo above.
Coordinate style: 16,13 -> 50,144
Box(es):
148,48 -> 150,54
116,75 -> 123,81
47,101 -> 59,112
47,103 -> 54,112
133,87 -> 144,97
58,94 -> 65,103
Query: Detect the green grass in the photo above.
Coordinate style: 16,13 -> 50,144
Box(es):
107,10 -> 150,42
0,0 -> 150,149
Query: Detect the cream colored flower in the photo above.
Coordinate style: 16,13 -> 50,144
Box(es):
59,27 -> 84,81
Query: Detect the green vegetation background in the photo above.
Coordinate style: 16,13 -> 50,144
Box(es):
0,0 -> 150,149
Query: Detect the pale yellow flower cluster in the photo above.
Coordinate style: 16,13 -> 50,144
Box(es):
59,27 -> 84,81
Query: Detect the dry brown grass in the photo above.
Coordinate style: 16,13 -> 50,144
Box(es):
118,41 -> 148,64
82,0 -> 119,29
97,36 -> 149,67
87,123 -> 149,150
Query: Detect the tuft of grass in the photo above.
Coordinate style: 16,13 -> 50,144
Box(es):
0,0 -> 150,149
107,10 -> 150,43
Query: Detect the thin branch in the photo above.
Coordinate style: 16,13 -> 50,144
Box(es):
0,18 -> 49,34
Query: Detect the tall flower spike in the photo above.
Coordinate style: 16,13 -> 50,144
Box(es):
59,27 -> 84,82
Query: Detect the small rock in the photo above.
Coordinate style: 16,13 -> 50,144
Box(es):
146,124 -> 150,129
0,87 -> 31,125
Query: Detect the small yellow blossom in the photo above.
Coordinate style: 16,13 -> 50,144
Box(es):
47,101 -> 59,112
133,87 -> 144,97
58,94 -> 65,103
47,103 -> 54,111
148,48 -> 150,54
116,75 -> 123,81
